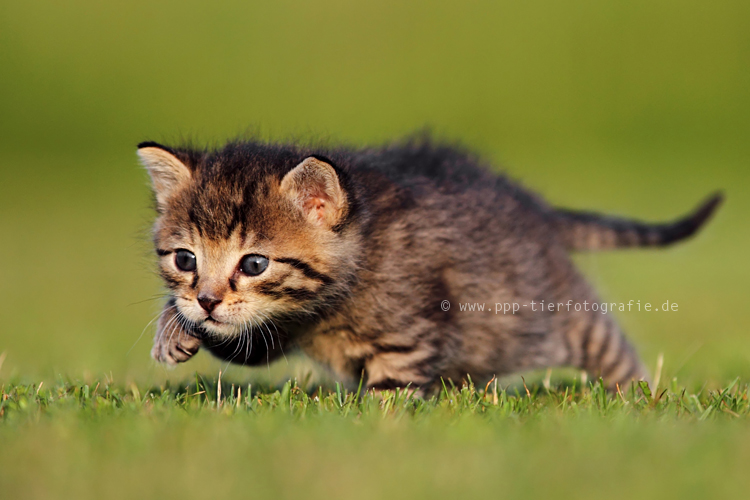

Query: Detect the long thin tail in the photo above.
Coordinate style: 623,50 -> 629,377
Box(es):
552,192 -> 723,251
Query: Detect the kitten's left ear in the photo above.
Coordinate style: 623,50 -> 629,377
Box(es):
280,156 -> 348,227
137,142 -> 192,209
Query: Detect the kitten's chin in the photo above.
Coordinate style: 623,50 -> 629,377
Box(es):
199,320 -> 238,337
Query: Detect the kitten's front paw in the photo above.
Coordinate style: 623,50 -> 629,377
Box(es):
152,331 -> 201,365
151,305 -> 201,365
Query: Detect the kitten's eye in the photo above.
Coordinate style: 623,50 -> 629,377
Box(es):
174,250 -> 197,272
240,254 -> 269,276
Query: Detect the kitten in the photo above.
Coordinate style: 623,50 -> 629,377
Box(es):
139,137 -> 722,393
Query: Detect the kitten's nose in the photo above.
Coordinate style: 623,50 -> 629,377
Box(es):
197,294 -> 222,313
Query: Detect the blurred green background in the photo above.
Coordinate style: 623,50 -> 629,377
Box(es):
0,0 -> 748,387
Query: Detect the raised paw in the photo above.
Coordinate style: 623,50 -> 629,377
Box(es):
151,303 -> 201,365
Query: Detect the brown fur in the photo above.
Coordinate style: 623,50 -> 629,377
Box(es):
138,137 -> 722,393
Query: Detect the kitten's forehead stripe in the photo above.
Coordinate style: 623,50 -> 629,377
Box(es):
184,179 -> 270,242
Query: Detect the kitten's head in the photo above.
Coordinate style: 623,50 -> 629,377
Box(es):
138,141 -> 361,339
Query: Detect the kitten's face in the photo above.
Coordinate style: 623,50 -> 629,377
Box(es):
139,143 -> 356,338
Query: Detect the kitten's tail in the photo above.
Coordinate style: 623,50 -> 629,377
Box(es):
552,192 -> 723,251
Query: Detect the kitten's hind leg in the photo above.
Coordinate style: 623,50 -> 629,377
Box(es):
364,344 -> 444,396
564,314 -> 650,390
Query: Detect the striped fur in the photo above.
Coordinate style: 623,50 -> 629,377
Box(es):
139,136 -> 721,392
552,193 -> 723,251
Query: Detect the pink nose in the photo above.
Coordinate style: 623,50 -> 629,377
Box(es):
197,295 -> 222,313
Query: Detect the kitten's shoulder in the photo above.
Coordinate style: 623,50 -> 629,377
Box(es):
334,138 -> 544,214
345,138 -> 494,189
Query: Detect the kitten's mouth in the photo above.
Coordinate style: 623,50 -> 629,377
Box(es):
200,316 -> 238,337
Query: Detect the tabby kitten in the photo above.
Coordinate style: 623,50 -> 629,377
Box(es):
139,138 -> 721,393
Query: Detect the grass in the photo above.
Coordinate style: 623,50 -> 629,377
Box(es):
2,375 -> 750,499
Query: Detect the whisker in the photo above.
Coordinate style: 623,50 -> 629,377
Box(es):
248,320 -> 253,361
257,319 -> 270,354
258,311 -> 287,365
129,304 -> 177,356
163,312 -> 183,348
252,316 -> 272,376
127,294 -> 171,307
243,323 -> 252,367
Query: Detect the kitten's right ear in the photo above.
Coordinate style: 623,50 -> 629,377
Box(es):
137,142 -> 192,208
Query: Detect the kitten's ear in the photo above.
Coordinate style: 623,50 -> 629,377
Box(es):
137,142 -> 192,208
280,156 -> 348,227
